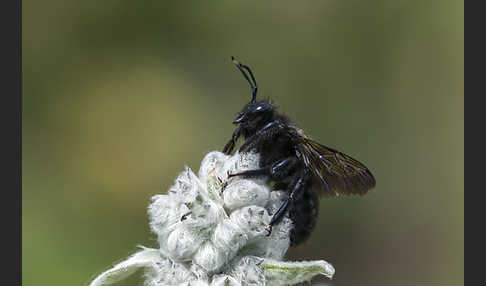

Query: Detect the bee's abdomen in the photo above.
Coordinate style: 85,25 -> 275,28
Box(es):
288,187 -> 319,246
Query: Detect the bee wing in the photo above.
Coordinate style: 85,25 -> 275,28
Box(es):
296,138 -> 376,197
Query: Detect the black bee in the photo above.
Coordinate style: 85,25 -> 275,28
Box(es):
223,57 -> 376,246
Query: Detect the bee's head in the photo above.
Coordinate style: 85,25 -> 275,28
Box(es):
230,57 -> 274,132
233,100 -> 274,125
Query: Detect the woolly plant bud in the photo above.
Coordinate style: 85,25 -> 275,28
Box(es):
212,220 -> 248,261
223,179 -> 270,210
166,226 -> 207,261
193,241 -> 228,273
89,151 -> 335,286
229,206 -> 272,240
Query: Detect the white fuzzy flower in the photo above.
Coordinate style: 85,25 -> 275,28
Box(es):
89,151 -> 335,286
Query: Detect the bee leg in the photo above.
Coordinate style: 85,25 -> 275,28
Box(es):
228,157 -> 298,179
269,196 -> 291,226
269,171 -> 310,226
223,126 -> 241,155
269,157 -> 299,180
227,167 -> 270,178
223,140 -> 235,155
265,225 -> 273,237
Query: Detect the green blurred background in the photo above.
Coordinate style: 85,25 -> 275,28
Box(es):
22,1 -> 463,285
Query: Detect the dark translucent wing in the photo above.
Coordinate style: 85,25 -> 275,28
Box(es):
296,138 -> 376,197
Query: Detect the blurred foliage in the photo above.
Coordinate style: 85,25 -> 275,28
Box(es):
22,0 -> 463,286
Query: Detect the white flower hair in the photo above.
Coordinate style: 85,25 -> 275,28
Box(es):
89,151 -> 334,286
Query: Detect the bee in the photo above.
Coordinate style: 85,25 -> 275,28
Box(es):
223,57 -> 376,246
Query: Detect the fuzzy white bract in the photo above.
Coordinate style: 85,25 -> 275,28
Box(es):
89,151 -> 335,286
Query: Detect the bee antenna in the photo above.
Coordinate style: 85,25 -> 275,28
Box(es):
231,56 -> 258,103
